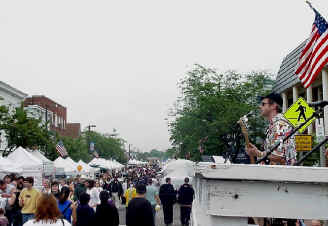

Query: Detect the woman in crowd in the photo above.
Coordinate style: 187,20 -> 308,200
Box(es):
72,193 -> 95,226
85,180 -> 100,211
3,175 -> 12,186
95,190 -> 119,226
8,187 -> 22,226
51,181 -> 60,200
57,187 -> 73,224
41,180 -> 51,194
23,193 -> 71,226
68,182 -> 75,202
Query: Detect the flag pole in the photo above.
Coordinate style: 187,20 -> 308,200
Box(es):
305,1 -> 314,10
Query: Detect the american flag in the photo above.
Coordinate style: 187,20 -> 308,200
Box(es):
56,140 -> 68,157
295,6 -> 328,88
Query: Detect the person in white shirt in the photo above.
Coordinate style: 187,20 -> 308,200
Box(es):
94,180 -> 103,194
85,180 -> 100,211
23,193 -> 71,226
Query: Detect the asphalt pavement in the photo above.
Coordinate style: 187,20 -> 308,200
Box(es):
118,203 -> 182,226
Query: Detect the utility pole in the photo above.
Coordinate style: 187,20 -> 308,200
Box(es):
128,144 -> 131,159
45,105 -> 48,130
86,124 -> 96,153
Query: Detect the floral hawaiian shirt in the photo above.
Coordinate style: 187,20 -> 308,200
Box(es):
263,113 -> 297,165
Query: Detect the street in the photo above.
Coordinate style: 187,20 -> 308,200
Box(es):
118,204 -> 182,226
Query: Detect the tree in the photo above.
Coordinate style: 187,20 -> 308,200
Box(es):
168,64 -> 274,161
83,130 -> 127,163
0,105 -> 52,157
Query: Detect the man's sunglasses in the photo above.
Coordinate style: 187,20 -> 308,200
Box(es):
261,102 -> 271,106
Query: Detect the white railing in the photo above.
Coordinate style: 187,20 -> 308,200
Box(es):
193,163 -> 328,226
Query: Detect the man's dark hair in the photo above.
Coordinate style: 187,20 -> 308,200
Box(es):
88,180 -> 95,188
165,177 -> 171,183
136,183 -> 146,194
268,99 -> 282,113
0,180 -> 5,186
79,192 -> 90,205
59,186 -> 70,204
24,177 -> 34,185
184,177 -> 189,183
51,181 -> 59,187
18,176 -> 24,181
99,190 -> 109,204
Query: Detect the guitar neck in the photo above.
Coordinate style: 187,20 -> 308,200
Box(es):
238,119 -> 255,164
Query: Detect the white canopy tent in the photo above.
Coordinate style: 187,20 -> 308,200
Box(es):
29,150 -> 55,176
0,157 -> 23,176
77,160 -> 99,178
7,147 -> 43,169
128,159 -> 147,166
54,157 -> 78,176
7,147 -> 43,189
89,158 -> 124,170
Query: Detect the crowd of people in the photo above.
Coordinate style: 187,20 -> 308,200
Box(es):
0,164 -> 195,226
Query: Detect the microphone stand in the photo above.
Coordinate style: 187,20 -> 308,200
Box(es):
256,107 -> 323,164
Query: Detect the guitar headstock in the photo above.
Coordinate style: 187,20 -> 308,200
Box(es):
237,114 -> 250,146
238,115 -> 249,130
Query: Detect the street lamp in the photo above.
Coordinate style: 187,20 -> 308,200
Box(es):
86,125 -> 96,153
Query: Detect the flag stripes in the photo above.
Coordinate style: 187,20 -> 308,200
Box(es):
295,8 -> 328,88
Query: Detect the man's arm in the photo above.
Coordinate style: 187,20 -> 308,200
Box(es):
246,143 -> 286,164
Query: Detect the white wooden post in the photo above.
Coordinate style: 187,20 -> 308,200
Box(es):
293,86 -> 298,103
306,84 -> 313,134
281,92 -> 288,113
322,69 -> 328,136
193,163 -> 328,226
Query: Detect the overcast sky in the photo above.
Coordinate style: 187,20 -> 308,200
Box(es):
0,0 -> 327,152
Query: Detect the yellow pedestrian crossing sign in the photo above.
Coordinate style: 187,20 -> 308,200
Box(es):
283,97 -> 315,133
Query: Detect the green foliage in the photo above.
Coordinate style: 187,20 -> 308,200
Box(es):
0,104 -> 127,163
168,64 -> 274,161
0,105 -> 51,157
84,131 -> 127,163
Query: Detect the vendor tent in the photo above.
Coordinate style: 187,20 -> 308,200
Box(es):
29,150 -> 55,176
54,157 -> 78,176
89,158 -> 124,170
7,147 -> 43,169
7,147 -> 43,189
77,160 -> 99,178
128,159 -> 147,166
0,157 -> 23,174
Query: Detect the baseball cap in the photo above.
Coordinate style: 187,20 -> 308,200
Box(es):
260,92 -> 283,107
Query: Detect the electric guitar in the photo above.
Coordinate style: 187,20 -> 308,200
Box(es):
238,115 -> 255,164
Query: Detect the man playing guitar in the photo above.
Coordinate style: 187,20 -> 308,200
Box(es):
245,93 -> 297,226
246,92 -> 297,166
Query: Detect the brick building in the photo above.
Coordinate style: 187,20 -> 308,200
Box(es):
24,95 -> 80,138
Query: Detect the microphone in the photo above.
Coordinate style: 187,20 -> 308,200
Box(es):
245,111 -> 254,117
308,100 -> 328,108
237,111 -> 254,124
